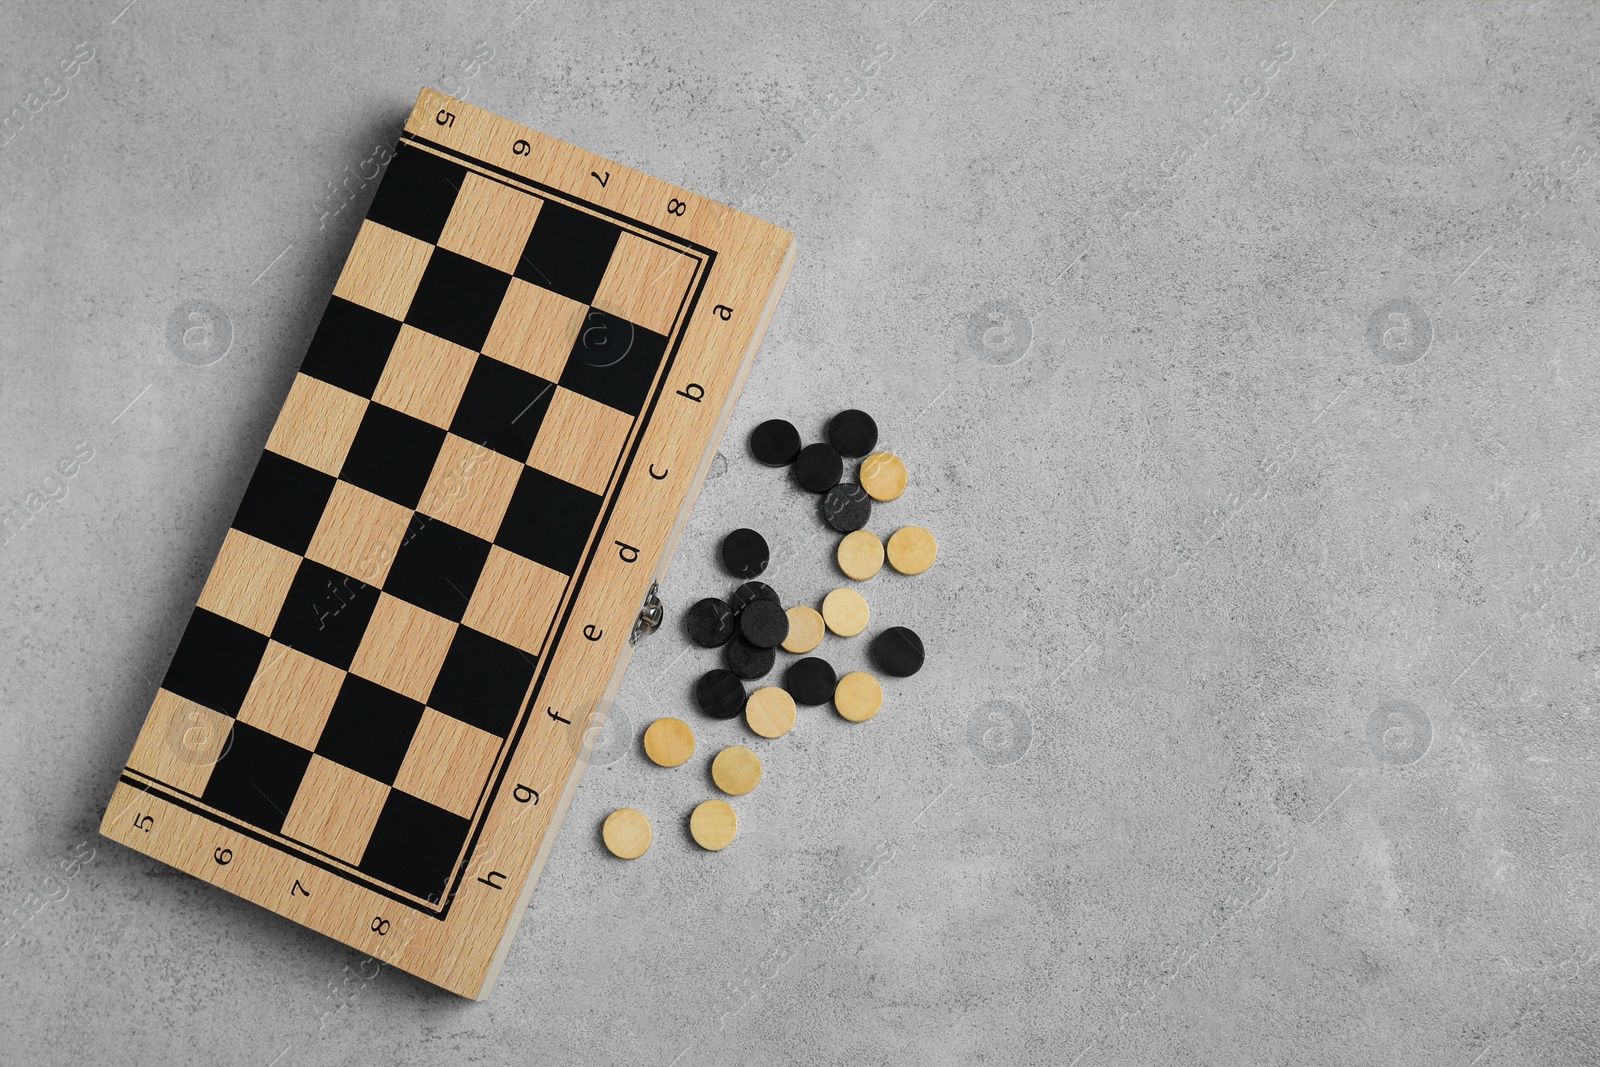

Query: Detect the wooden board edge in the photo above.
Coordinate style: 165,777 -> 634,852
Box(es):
650,236 -> 797,589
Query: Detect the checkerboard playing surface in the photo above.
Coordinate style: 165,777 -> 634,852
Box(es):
121,140 -> 706,906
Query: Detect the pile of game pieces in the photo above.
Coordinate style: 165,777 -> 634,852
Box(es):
602,410 -> 937,858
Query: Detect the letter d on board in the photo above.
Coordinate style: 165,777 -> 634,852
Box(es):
616,541 -> 639,563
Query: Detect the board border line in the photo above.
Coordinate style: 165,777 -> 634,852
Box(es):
398,132 -> 720,259
117,770 -> 437,911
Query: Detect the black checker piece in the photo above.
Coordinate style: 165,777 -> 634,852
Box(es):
496,467 -> 603,575
514,200 -> 621,305
724,635 -> 775,680
232,451 -> 335,556
721,528 -> 769,579
201,721 -> 312,834
428,626 -> 536,738
298,296 -> 402,398
820,483 -> 872,533
784,657 -> 837,706
162,607 -> 268,716
792,442 -> 843,493
560,309 -> 668,415
359,789 -> 471,903
340,403 -> 447,509
448,355 -> 555,462
737,599 -> 789,649
404,247 -> 512,353
729,581 -> 779,615
827,409 -> 878,458
871,626 -> 925,677
271,559 -> 381,671
315,674 -> 425,784
749,419 -> 800,466
365,144 -> 466,245
696,669 -> 746,720
684,597 -> 735,648
384,515 -> 491,622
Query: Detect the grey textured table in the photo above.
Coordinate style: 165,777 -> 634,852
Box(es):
4,2 -> 1599,1064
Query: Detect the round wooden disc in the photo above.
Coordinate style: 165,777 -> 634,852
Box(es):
750,419 -> 801,466
738,597 -> 790,648
721,527 -> 770,578
729,580 -> 779,614
870,626 -> 925,677
711,745 -> 763,796
689,799 -> 738,851
859,452 -> 907,502
821,588 -> 870,637
834,672 -> 884,723
684,597 -> 735,648
642,717 -> 695,767
602,808 -> 653,859
827,409 -> 879,458
836,529 -> 885,581
792,442 -> 844,493
886,526 -> 938,575
745,685 -> 797,738
782,605 -> 825,653
724,635 -> 776,680
696,669 -> 746,719
784,656 -> 837,706
820,482 -> 872,533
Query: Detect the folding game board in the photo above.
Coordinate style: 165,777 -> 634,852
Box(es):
99,88 -> 795,999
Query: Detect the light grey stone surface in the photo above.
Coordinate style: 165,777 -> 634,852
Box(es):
3,1 -> 1600,1064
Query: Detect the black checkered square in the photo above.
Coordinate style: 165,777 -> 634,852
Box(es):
383,514 -> 491,622
201,721 -> 312,834
232,451 -> 336,556
559,309 -> 669,415
271,559 -> 380,670
405,248 -> 511,352
298,297 -> 402,398
366,144 -> 466,245
314,674 -> 425,784
340,403 -> 447,509
359,789 -> 471,902
514,200 -> 620,305
496,466 -> 603,575
162,607 -> 269,715
428,625 -> 535,737
447,355 -> 555,462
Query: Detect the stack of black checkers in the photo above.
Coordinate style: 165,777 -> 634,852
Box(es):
688,529 -> 795,718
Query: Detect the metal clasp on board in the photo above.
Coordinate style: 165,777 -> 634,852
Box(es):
630,582 -> 663,645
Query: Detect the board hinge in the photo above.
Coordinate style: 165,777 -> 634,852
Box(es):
630,582 -> 663,645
